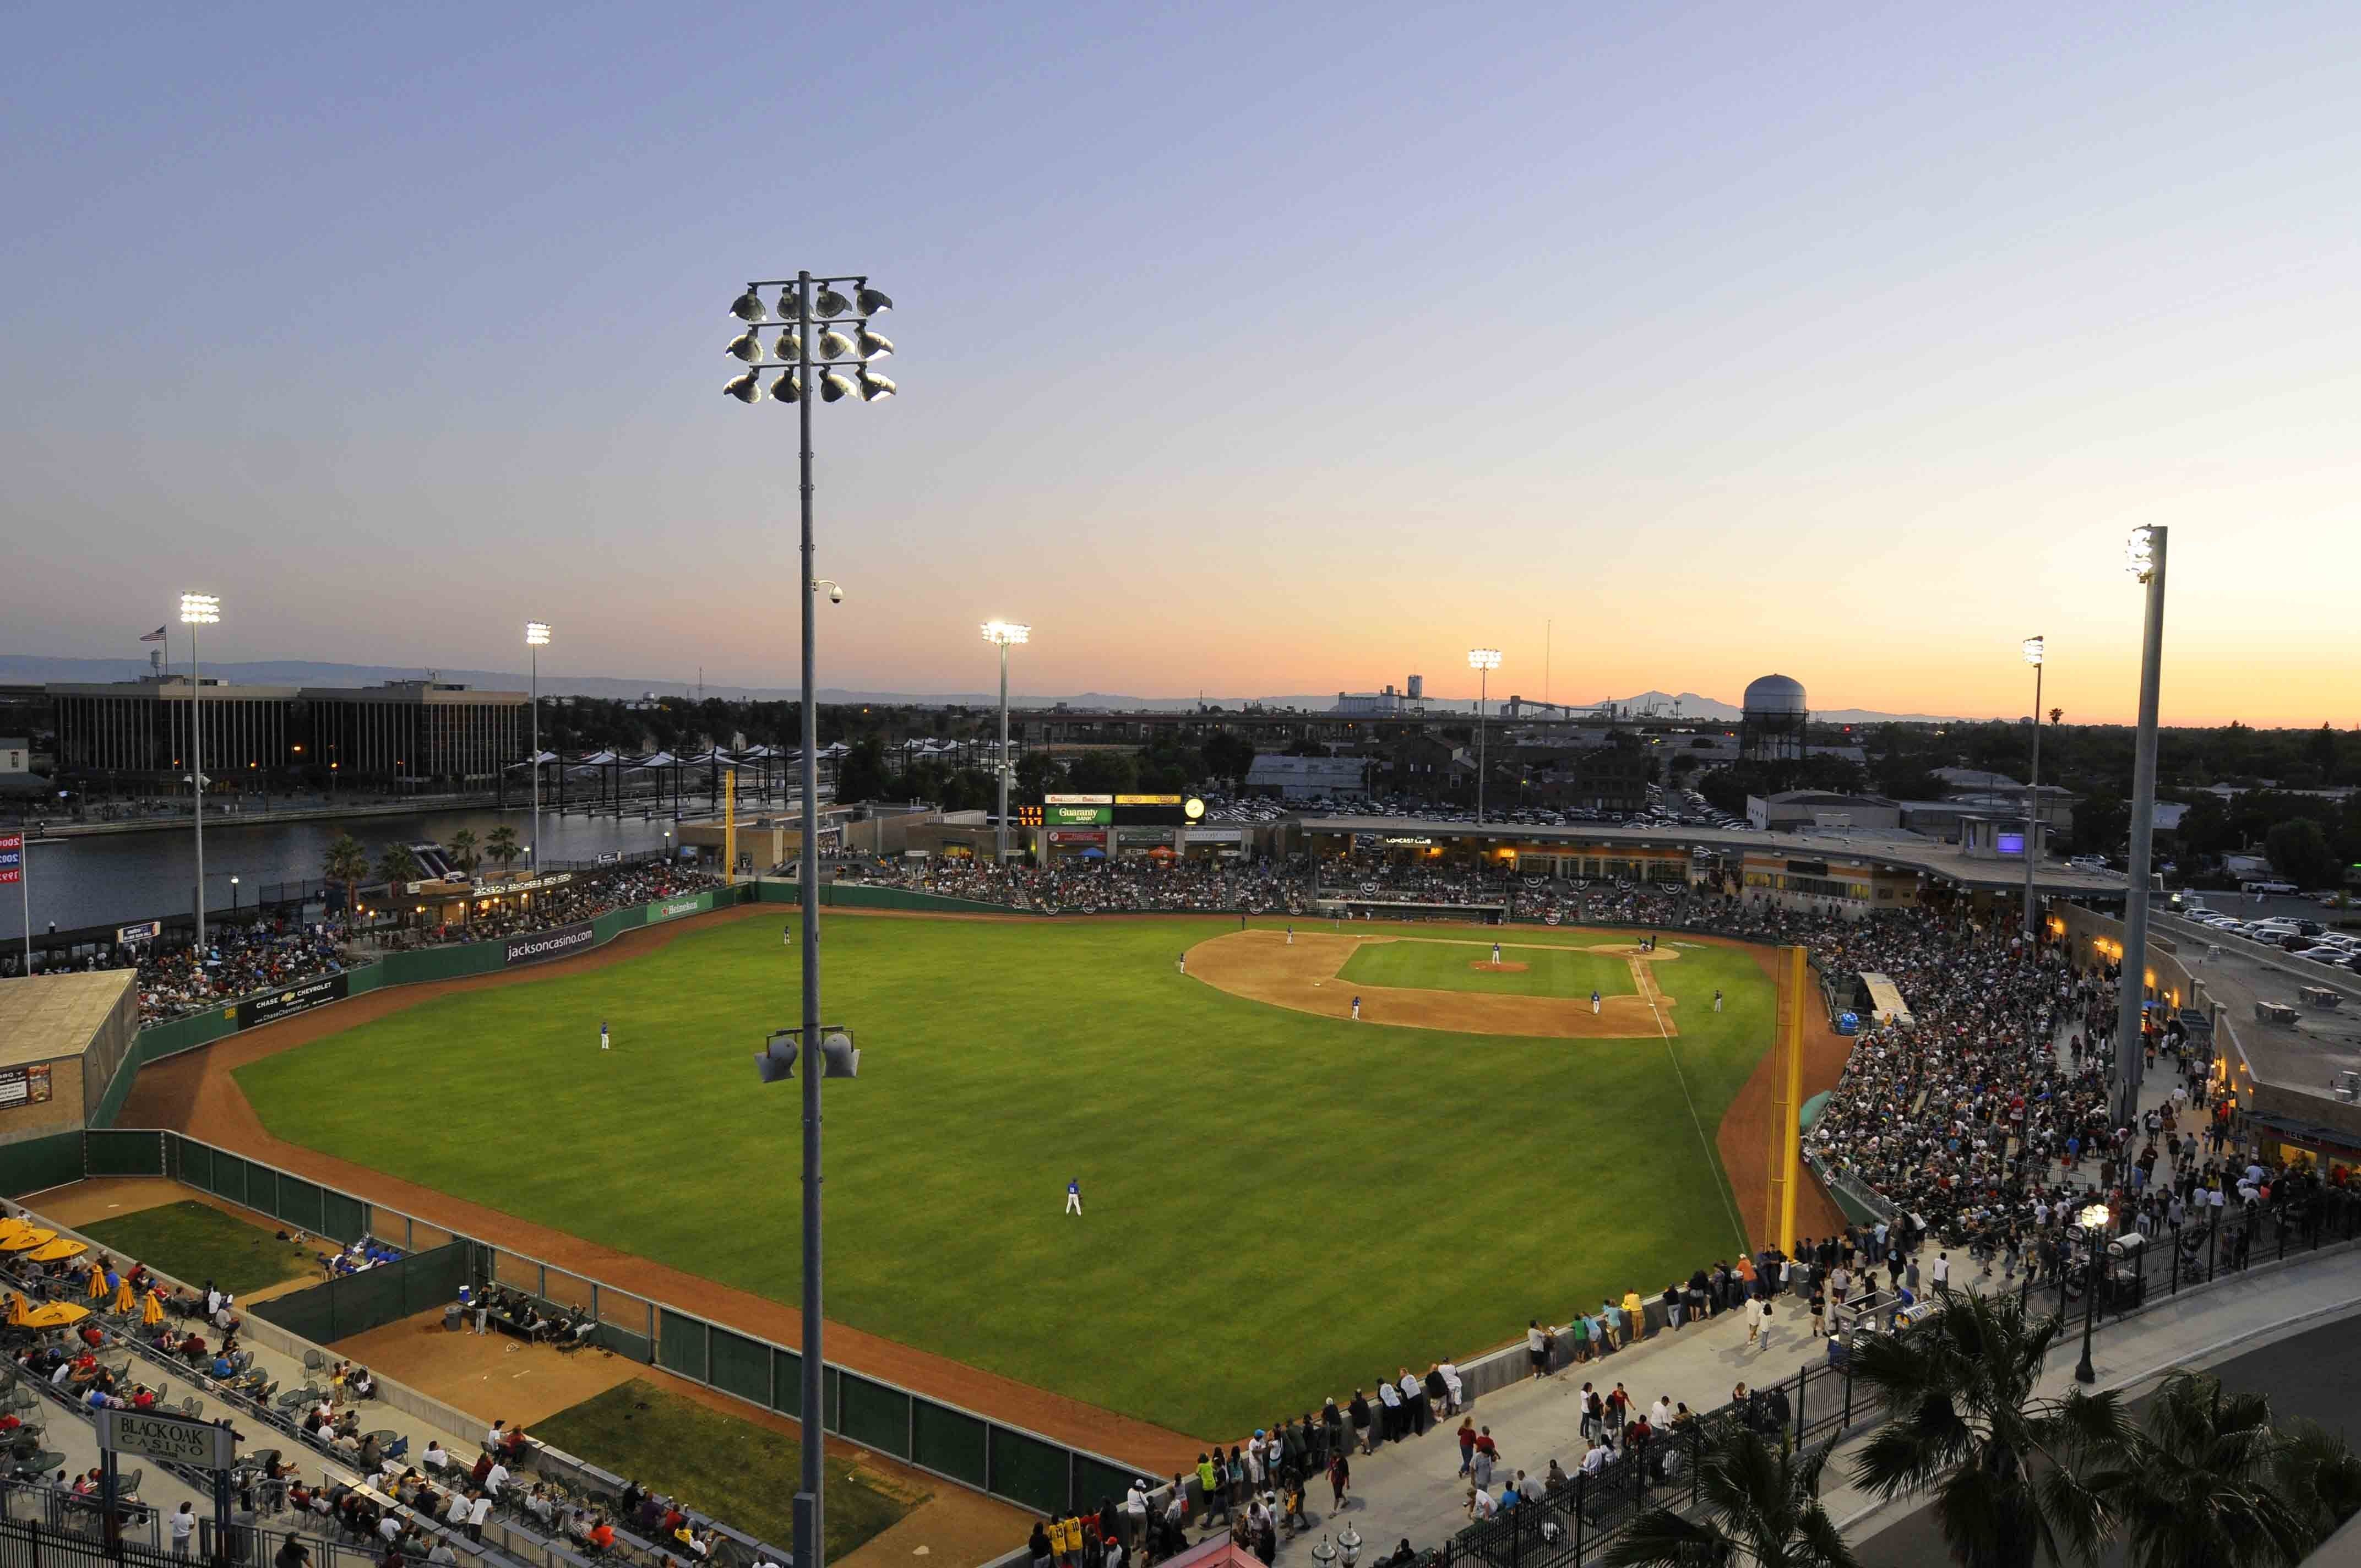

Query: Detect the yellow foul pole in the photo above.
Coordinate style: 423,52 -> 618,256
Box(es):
723,770 -> 737,884
1765,943 -> 1807,1253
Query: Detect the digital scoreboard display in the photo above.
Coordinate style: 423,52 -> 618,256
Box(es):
1042,793 -> 1203,826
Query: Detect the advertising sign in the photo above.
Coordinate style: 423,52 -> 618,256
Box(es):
96,1408 -> 237,1470
649,895 -> 705,923
0,1065 -> 52,1109
0,833 -> 19,887
504,921 -> 596,966
1047,805 -> 1112,825
1115,826 -> 1176,847
237,973 -> 351,1031
1184,827 -> 1245,844
1046,830 -> 1106,846
1044,794 -> 1113,805
116,921 -> 164,945
1113,794 -> 1182,806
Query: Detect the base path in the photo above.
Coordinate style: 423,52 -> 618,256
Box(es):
1185,929 -> 1674,1038
118,900 -> 1204,1477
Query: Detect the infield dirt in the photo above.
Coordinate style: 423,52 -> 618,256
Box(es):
1185,929 -> 1676,1037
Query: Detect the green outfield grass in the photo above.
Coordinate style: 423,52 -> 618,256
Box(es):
1337,934 -> 1637,998
233,915 -> 1775,1439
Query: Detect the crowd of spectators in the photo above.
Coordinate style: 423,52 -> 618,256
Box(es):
861,857 -> 1314,915
119,918 -> 354,1027
50,862 -> 721,1026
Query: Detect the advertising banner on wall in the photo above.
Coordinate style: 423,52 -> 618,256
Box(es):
504,921 -> 596,967
648,893 -> 708,923
238,973 -> 351,1031
0,1065 -> 53,1109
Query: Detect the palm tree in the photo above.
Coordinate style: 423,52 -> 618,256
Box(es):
322,834 -> 369,917
2085,1371 -> 2343,1568
447,827 -> 480,876
1847,1288 -> 2128,1568
374,843 -> 422,888
485,824 -> 521,872
2275,1418 -> 2361,1547
1606,1425 -> 1858,1568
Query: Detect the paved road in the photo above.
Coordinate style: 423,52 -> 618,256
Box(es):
1857,1311 -> 2361,1566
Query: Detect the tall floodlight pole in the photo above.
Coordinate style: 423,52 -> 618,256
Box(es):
526,623 -> 551,872
1468,649 -> 1501,826
179,594 -> 220,945
725,270 -> 894,1568
2115,527 -> 2168,1129
983,623 -> 1030,864
2022,635 -> 2046,939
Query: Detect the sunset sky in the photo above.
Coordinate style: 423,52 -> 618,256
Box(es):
7,4 -> 2359,727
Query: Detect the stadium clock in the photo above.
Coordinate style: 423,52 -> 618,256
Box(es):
1183,797 -> 1205,821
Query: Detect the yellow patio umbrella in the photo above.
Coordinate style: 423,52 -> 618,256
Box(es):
86,1264 -> 105,1299
113,1279 -> 136,1315
30,1238 -> 88,1264
8,1293 -> 89,1330
0,1227 -> 54,1253
0,1217 -> 28,1244
141,1289 -> 166,1327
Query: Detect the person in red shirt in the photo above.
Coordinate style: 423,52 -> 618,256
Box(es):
585,1518 -> 615,1551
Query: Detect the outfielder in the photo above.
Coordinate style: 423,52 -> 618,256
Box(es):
1065,1178 -> 1082,1216
600,1019 -> 610,1051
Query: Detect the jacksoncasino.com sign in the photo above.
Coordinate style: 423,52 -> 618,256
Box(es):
503,922 -> 596,967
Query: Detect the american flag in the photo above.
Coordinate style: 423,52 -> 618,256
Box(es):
140,626 -> 166,643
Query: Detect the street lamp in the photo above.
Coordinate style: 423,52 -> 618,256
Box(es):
2073,1200 -> 2111,1383
1467,649 -> 1501,826
230,875 -> 240,920
2115,527 -> 2169,1129
725,268 -> 894,1568
982,623 -> 1029,865
527,623 -> 551,870
2021,635 -> 2046,939
179,593 -> 220,945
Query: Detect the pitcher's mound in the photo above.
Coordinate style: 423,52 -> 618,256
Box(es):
1470,961 -> 1529,973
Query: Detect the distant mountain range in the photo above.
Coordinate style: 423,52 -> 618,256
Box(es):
0,656 -> 1963,724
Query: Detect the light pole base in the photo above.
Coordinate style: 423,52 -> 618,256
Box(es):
2073,1353 -> 2096,1385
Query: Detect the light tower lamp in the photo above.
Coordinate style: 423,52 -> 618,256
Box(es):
1468,648 -> 1502,827
179,593 -> 221,945
982,622 -> 1030,865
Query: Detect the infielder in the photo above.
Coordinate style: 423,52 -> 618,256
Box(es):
1177,951 -> 1187,976
1491,941 -> 1502,965
1351,994 -> 1362,1021
1590,990 -> 1601,1015
1065,1178 -> 1082,1216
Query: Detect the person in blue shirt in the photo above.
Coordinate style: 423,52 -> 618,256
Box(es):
1590,990 -> 1602,1015
1065,1179 -> 1081,1216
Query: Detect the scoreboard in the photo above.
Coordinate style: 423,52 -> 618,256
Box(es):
1042,793 -> 1206,826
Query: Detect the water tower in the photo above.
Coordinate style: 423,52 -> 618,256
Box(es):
1741,674 -> 1808,763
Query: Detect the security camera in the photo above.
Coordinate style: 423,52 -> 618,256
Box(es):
828,584 -> 844,605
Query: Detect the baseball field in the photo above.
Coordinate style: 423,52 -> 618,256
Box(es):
229,912 -> 1778,1439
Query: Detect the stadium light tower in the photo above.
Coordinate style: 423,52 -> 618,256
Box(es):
526,623 -> 551,873
723,268 -> 893,1568
2021,635 -> 2045,940
2115,526 -> 2168,1129
1468,648 -> 1502,826
179,593 -> 220,945
982,622 -> 1030,865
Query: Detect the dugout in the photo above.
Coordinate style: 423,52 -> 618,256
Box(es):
0,971 -> 139,1155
